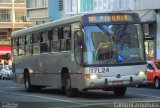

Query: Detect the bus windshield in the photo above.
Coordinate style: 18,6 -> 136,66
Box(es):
83,24 -> 145,65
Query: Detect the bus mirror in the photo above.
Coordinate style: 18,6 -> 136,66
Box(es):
58,27 -> 63,39
6,53 -> 11,60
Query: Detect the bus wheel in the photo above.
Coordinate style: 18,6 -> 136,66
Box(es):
65,75 -> 78,97
113,87 -> 126,96
154,78 -> 160,89
24,72 -> 33,92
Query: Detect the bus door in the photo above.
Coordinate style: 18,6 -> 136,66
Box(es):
73,23 -> 83,66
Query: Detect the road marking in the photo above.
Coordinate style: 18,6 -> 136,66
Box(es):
5,87 -> 20,89
127,93 -> 160,100
1,90 -> 160,107
0,91 -> 82,104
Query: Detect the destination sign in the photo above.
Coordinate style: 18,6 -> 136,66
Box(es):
83,13 -> 139,24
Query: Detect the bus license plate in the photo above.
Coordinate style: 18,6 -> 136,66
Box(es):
89,67 -> 109,74
112,81 -> 123,85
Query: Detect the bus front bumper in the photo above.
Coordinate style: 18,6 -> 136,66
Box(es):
84,75 -> 147,89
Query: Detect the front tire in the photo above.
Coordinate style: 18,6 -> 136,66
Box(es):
64,74 -> 78,97
24,72 -> 33,92
113,87 -> 126,96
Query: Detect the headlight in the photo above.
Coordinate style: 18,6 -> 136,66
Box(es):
85,74 -> 101,79
138,71 -> 145,76
90,74 -> 98,79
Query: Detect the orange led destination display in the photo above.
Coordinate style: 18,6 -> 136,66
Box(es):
83,13 -> 139,24
88,15 -> 131,22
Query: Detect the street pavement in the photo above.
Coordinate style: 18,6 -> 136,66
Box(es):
0,80 -> 160,108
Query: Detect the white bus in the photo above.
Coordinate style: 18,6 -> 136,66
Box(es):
12,13 -> 147,97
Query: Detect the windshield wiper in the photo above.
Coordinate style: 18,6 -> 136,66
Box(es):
96,24 -> 110,36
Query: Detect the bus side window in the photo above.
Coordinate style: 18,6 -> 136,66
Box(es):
12,38 -> 18,56
18,37 -> 25,56
40,31 -> 49,53
17,38 -> 19,56
61,26 -> 71,51
26,34 -> 33,55
51,29 -> 60,52
33,33 -> 40,54
48,30 -> 53,51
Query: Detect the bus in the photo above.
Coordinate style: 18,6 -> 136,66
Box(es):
11,13 -> 147,97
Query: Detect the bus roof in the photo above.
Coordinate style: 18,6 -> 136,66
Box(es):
11,12 -> 139,38
11,14 -> 83,38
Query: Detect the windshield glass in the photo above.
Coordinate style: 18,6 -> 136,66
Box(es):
155,62 -> 160,69
83,24 -> 145,65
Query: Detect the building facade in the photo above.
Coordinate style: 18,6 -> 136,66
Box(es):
26,0 -> 64,25
26,0 -> 53,25
48,0 -> 64,20
0,0 -> 32,56
64,0 -> 160,60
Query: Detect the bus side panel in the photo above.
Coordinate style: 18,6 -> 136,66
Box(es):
13,73 -> 24,84
70,74 -> 84,89
13,56 -> 29,84
30,53 -> 62,86
14,55 -> 37,85
13,51 -> 77,88
34,52 -> 75,87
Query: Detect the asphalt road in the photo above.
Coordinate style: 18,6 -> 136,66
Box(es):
0,80 -> 160,108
